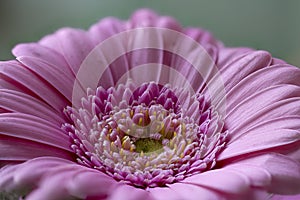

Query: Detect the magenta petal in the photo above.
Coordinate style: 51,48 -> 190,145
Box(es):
223,164 -> 272,188
148,187 -> 183,200
167,183 -> 225,200
17,56 -> 74,102
0,113 -> 72,151
108,184 -> 152,200
0,157 -> 117,200
0,135 -> 73,164
221,51 -> 272,91
88,17 -> 124,45
39,28 -> 94,74
129,9 -> 159,28
270,194 -> 300,200
217,47 -> 253,68
0,61 -> 68,112
0,157 -> 73,191
233,154 -> 300,195
65,170 -> 117,199
226,84 -> 300,136
0,89 -> 64,125
12,43 -> 74,76
182,168 -> 250,195
219,117 -> 300,160
225,65 -> 300,112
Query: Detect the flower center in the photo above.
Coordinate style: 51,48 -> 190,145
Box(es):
63,81 -> 227,188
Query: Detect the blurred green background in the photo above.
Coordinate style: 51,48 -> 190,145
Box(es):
0,0 -> 299,67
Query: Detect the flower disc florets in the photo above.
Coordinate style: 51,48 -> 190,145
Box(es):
63,81 -> 227,188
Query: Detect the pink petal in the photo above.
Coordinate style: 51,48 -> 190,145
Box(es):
0,157 -> 118,200
270,194 -> 300,200
0,61 -> 68,112
0,89 -> 65,125
108,184 -> 152,200
0,157 -> 74,191
220,51 -> 272,92
88,17 -> 125,45
225,84 -> 300,137
216,47 -> 253,69
148,186 -> 184,200
182,168 -> 251,195
65,170 -> 117,199
225,64 -> 300,112
12,43 -> 74,77
219,117 -> 300,160
39,28 -> 94,75
17,56 -> 74,102
223,164 -> 272,188
0,135 -> 73,164
232,153 -> 300,195
0,113 -> 72,151
128,9 -> 159,28
167,183 -> 226,200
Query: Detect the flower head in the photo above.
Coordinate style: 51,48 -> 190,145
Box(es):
0,9 -> 300,200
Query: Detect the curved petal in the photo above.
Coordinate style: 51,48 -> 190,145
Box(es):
219,117 -> 300,160
225,84 -> 300,136
39,28 -> 94,75
17,56 -> 74,102
0,135 -> 73,165
147,187 -> 182,200
182,168 -> 251,195
220,51 -> 272,92
0,113 -> 72,152
224,64 -> 300,112
88,17 -> 125,46
12,43 -> 74,77
270,194 -> 300,200
167,183 -> 227,200
0,61 -> 68,112
228,97 -> 300,137
0,157 -> 74,191
231,153 -> 300,195
108,184 -> 152,200
0,89 -> 65,125
216,47 -> 253,69
0,157 -> 118,200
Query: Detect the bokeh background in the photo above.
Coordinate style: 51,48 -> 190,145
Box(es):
0,0 -> 299,67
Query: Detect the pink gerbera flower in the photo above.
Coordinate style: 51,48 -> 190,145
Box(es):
0,9 -> 300,200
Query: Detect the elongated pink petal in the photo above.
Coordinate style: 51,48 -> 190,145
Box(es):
167,183 -> 227,200
228,98 -> 300,138
12,43 -> 74,77
39,28 -> 94,74
219,117 -> 300,160
0,157 -> 74,191
232,153 -> 300,195
223,164 -> 272,188
17,56 -> 74,102
88,17 -> 125,45
220,51 -> 272,92
270,194 -> 300,200
147,186 -> 186,200
216,47 -> 253,68
0,113 -> 72,151
0,89 -> 65,125
182,168 -> 250,195
0,157 -> 119,200
226,84 -> 300,136
0,61 -> 68,112
108,184 -> 152,200
0,135 -> 73,164
225,65 -> 300,112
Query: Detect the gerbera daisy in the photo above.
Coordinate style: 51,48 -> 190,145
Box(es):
0,9 -> 300,200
